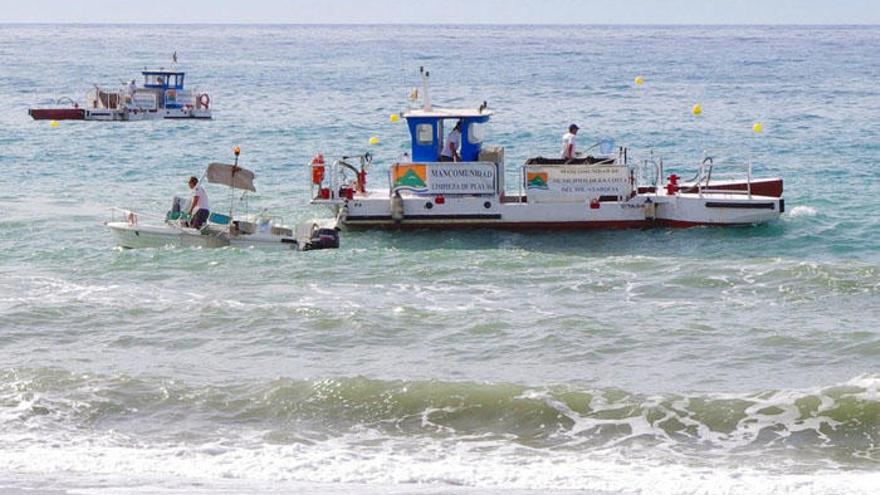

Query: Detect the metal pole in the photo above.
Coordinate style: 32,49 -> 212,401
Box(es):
747,159 -> 753,199
698,160 -> 703,197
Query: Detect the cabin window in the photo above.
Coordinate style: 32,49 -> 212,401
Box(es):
468,123 -> 485,144
145,74 -> 166,86
416,124 -> 434,144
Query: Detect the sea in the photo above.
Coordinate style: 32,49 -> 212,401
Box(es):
0,24 -> 878,494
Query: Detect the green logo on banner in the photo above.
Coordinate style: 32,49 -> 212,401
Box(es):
526,172 -> 549,190
393,165 -> 428,192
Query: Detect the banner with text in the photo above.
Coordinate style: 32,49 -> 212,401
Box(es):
131,92 -> 157,110
525,165 -> 631,203
391,163 -> 497,195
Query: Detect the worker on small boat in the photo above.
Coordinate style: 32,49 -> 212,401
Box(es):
439,120 -> 463,162
186,176 -> 210,229
561,123 -> 579,163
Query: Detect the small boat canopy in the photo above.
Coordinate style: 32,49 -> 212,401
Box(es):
206,163 -> 256,192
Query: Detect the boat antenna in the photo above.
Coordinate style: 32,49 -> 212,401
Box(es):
420,66 -> 432,112
229,146 -> 241,222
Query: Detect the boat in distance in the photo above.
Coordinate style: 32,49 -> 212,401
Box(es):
30,68 -> 212,121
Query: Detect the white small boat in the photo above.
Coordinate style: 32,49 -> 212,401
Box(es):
107,151 -> 339,251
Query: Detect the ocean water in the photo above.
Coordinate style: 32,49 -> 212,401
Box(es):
1,24 -> 879,494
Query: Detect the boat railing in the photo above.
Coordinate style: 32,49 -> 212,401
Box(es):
109,206 -> 174,226
88,87 -> 125,110
309,153 -> 372,202
636,150 -> 663,191
686,156 -> 754,198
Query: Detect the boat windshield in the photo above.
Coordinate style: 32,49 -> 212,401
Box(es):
143,73 -> 184,88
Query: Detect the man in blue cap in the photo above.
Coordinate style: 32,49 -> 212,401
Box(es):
561,123 -> 579,162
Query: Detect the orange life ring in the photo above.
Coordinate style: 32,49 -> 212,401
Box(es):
198,93 -> 211,109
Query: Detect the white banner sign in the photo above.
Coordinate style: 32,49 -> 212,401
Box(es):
392,163 -> 497,195
525,165 -> 631,203
131,92 -> 157,110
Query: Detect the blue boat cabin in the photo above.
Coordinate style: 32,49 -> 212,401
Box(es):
404,108 -> 493,163
143,70 -> 186,109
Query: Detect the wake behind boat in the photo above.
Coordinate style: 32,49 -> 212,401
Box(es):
309,68 -> 784,231
107,149 -> 339,251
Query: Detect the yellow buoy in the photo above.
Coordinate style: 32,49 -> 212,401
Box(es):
369,136 -> 380,145
389,113 -> 399,123
634,76 -> 645,86
752,122 -> 763,133
691,104 -> 702,116
49,120 -> 59,128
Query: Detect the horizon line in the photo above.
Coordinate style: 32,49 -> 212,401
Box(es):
2,21 -> 879,27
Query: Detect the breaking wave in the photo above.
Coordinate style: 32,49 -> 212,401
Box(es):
3,368 -> 878,463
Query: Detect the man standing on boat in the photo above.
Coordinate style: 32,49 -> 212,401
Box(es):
439,120 -> 463,162
561,123 -> 579,162
186,176 -> 210,229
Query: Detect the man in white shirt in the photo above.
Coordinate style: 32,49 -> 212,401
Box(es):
439,120 -> 463,162
561,123 -> 579,162
186,176 -> 210,229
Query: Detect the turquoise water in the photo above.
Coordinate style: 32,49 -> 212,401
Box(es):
1,24 -> 879,494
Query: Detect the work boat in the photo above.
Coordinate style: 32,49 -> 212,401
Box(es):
29,68 -> 212,121
107,150 -> 339,251
309,71 -> 783,231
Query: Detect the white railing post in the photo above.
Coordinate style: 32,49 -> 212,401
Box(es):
519,165 -> 524,202
697,160 -> 703,197
657,159 -> 663,197
747,159 -> 753,199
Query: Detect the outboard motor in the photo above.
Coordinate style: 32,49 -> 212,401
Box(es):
171,196 -> 185,214
167,196 -> 189,221
301,228 -> 340,251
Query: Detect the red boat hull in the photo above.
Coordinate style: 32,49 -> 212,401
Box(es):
29,108 -> 86,120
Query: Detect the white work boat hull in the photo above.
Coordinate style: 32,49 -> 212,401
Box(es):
311,160 -> 784,231
83,107 -> 211,121
322,191 -> 783,231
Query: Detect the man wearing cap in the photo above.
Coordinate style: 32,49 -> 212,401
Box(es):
561,124 -> 579,162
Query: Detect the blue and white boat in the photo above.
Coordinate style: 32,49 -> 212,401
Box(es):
309,68 -> 784,231
30,68 -> 212,121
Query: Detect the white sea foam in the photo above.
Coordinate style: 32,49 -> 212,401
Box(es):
0,432 -> 878,495
789,205 -> 818,217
